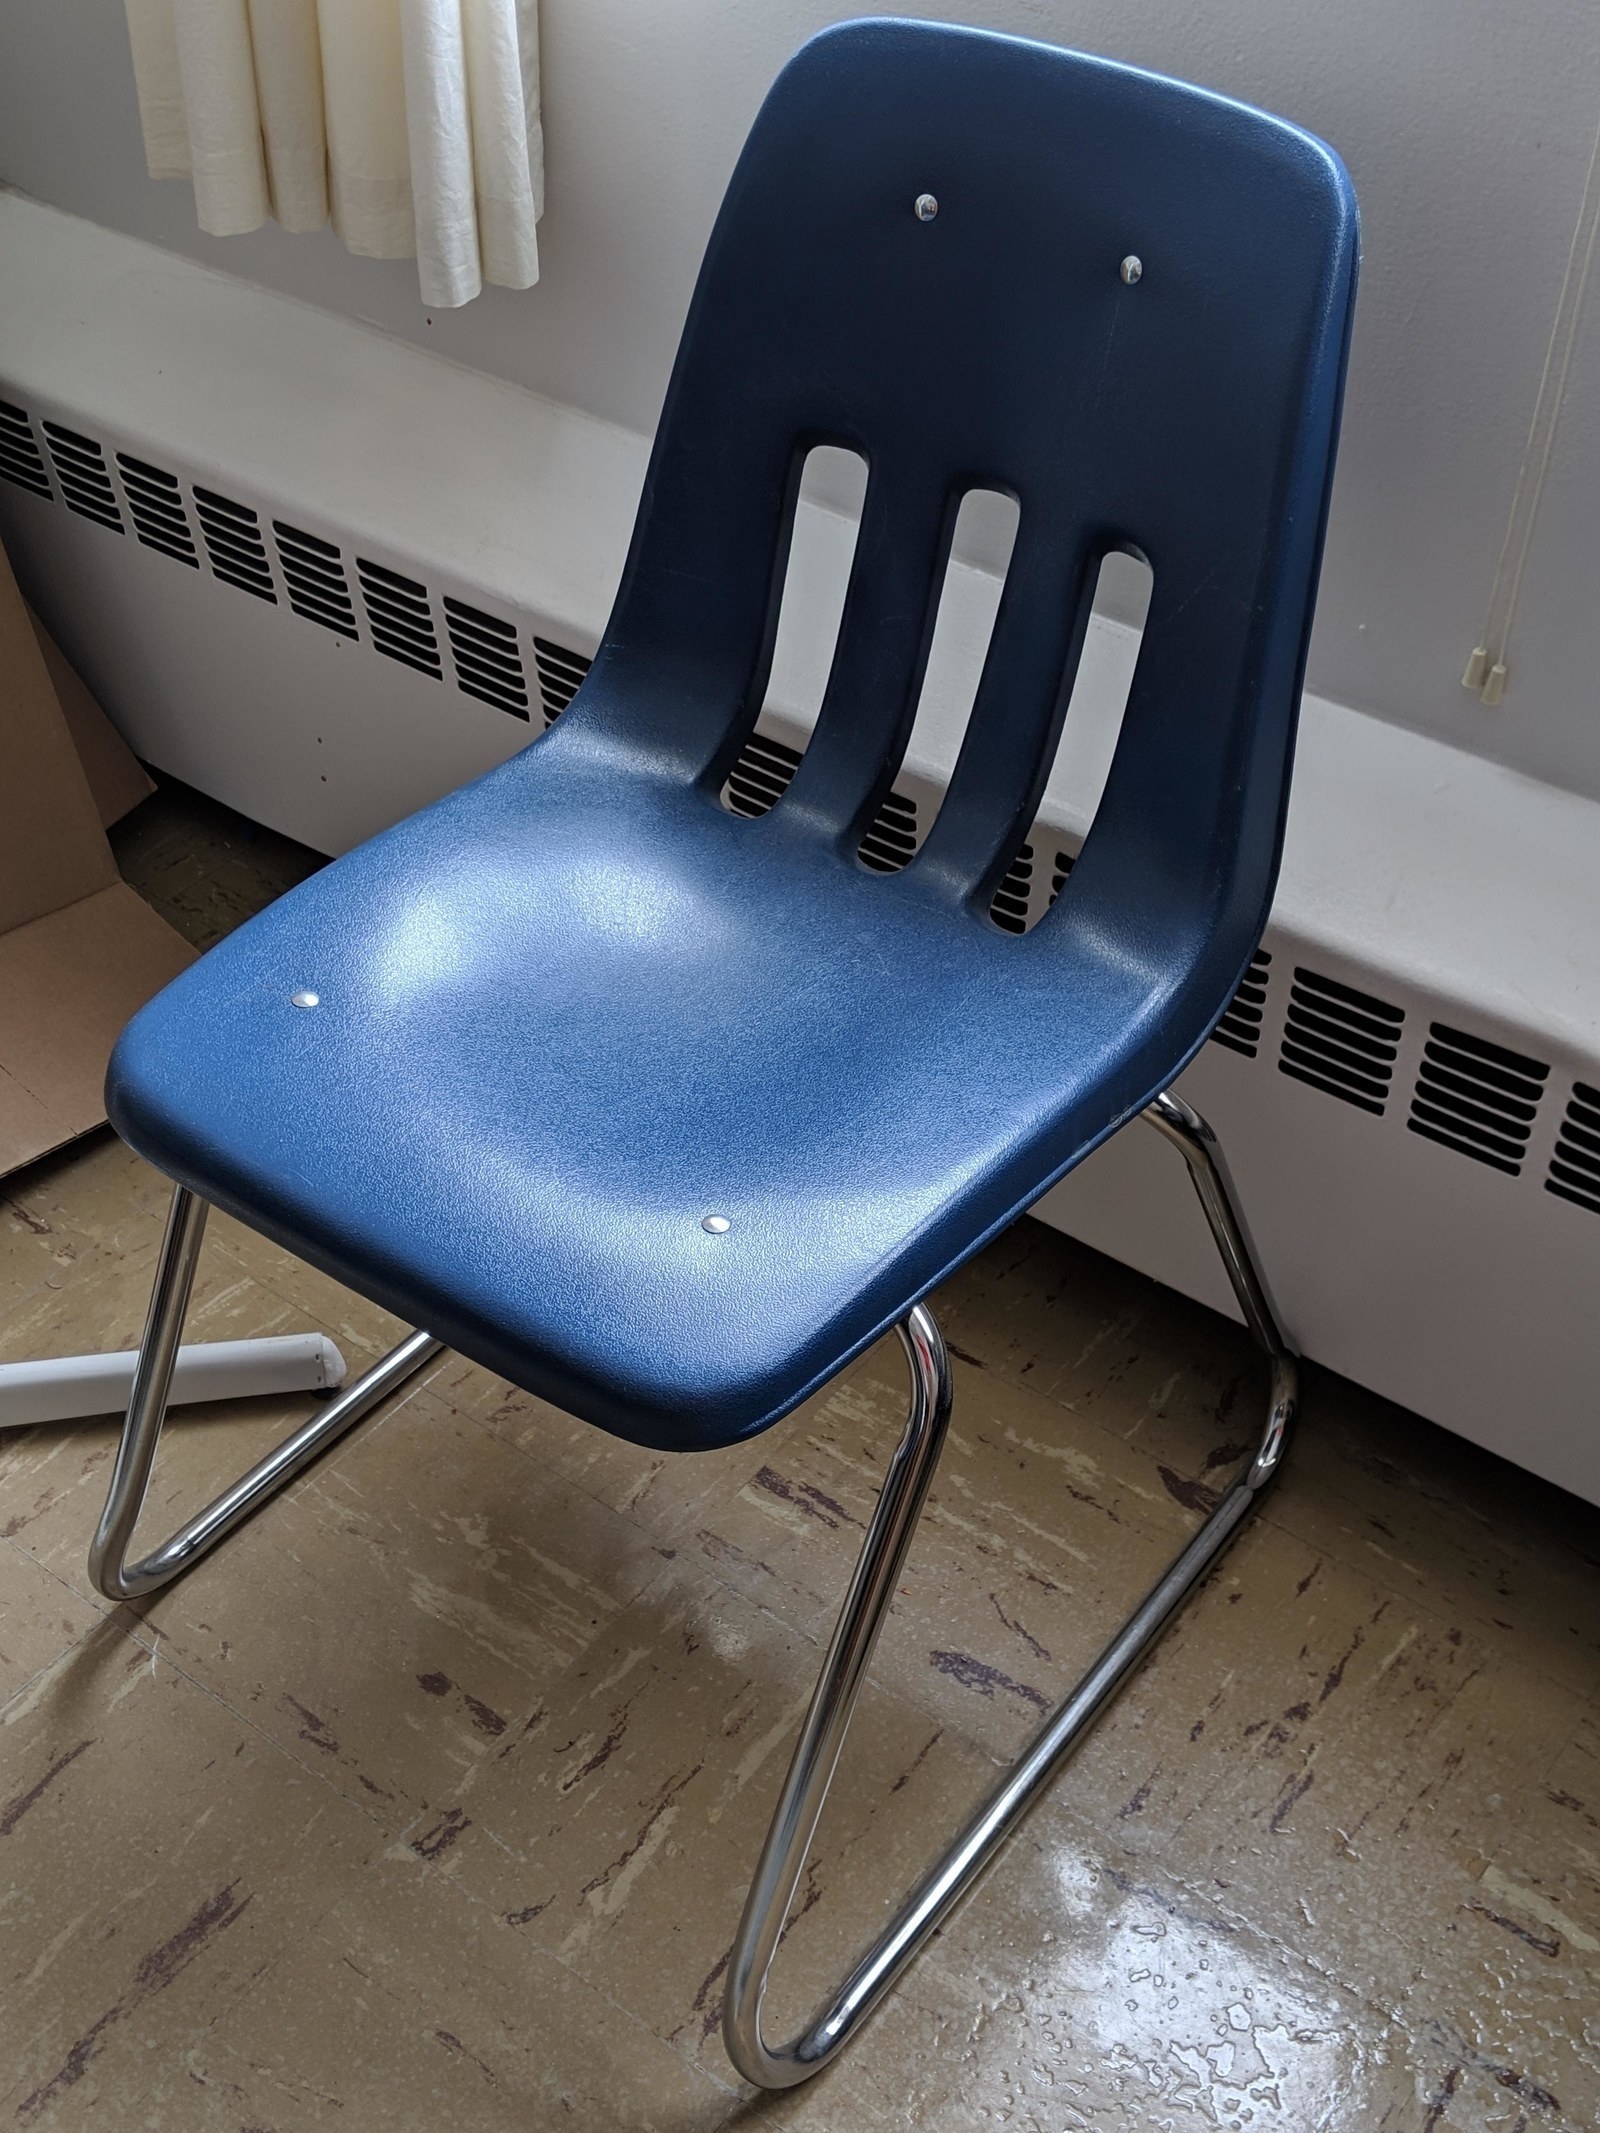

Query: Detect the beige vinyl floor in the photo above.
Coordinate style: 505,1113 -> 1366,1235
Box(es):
1,781 -> 1597,2131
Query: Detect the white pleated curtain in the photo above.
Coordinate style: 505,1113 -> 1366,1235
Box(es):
123,0 -> 542,308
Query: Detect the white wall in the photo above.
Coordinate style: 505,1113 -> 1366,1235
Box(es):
4,0 -> 1600,797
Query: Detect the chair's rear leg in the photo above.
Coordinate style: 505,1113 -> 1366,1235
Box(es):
89,1184 -> 442,1602
1141,1088 -> 1298,1482
724,1096 -> 1298,2090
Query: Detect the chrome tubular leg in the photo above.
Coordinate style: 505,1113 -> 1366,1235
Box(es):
89,1185 -> 443,1602
724,1097 -> 1298,2090
724,1303 -> 952,2087
1141,1088 -> 1298,1483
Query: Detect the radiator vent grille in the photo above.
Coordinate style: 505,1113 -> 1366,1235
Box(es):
0,399 -> 51,498
1279,967 -> 1404,1115
32,391 -> 1600,1327
1547,1082 -> 1600,1215
720,735 -> 920,875
533,636 -> 591,724
193,486 -> 276,602
440,599 -> 529,717
991,845 -> 1034,932
1407,1022 -> 1550,1176
1214,952 -> 1273,1058
357,558 -> 439,678
42,422 -> 122,533
116,454 -> 197,567
858,790 -> 919,874
274,520 -> 356,638
724,732 -> 799,818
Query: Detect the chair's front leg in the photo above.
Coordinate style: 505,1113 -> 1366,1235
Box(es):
89,1184 -> 442,1602
724,1095 -> 1298,2090
723,1304 -> 952,2088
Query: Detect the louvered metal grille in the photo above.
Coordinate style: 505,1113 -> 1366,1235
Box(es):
42,422 -> 122,532
116,454 -> 198,567
991,844 -> 1034,932
858,790 -> 919,873
1547,1081 -> 1600,1215
0,399 -> 51,498
721,734 -> 920,874
533,636 -> 591,724
274,520 -> 357,638
193,486 -> 276,601
443,598 -> 530,716
357,558 -> 440,678
724,732 -> 800,817
1278,967 -> 1404,1115
1407,1023 -> 1549,1176
1213,951 -> 1273,1058
37,419 -> 1600,1268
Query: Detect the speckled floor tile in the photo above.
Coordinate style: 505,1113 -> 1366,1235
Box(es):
138,1384 -> 673,1828
931,1211 -> 1260,1478
1379,1697 -> 1600,2131
1066,1517 -> 1588,1987
1266,1387 -> 1600,1702
462,1336 -> 1203,1763
0,1622 -> 380,2128
425,1561 -> 1005,2077
0,1539 -> 102,1707
171,1858 -> 739,2132
754,1808 -> 1409,2133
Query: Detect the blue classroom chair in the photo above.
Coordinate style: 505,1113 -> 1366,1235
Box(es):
88,19 -> 1357,2088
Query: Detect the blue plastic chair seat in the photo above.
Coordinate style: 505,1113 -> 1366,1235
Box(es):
112,737 -> 1190,1451
108,20 -> 1357,1457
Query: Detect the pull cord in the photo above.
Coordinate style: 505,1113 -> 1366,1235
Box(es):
1463,104 -> 1600,706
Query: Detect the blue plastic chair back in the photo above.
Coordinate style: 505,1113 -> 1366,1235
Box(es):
587,19 -> 1358,995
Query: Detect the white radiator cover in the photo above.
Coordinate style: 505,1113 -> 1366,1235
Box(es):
3,193 -> 1599,1506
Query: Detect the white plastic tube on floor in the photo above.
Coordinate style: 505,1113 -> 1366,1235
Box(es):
0,1334 -> 347,1429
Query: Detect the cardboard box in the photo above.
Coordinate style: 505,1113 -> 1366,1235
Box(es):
30,611 -> 156,830
1,537 -> 193,1177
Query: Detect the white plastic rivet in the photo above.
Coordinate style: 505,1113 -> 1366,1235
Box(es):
290,990 -> 320,1009
1120,254 -> 1143,285
914,193 -> 939,222
701,1214 -> 732,1234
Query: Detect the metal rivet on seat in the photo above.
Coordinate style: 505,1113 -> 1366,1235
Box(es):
1120,254 -> 1143,284
914,193 -> 939,222
290,990 -> 320,1009
701,1214 -> 732,1234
